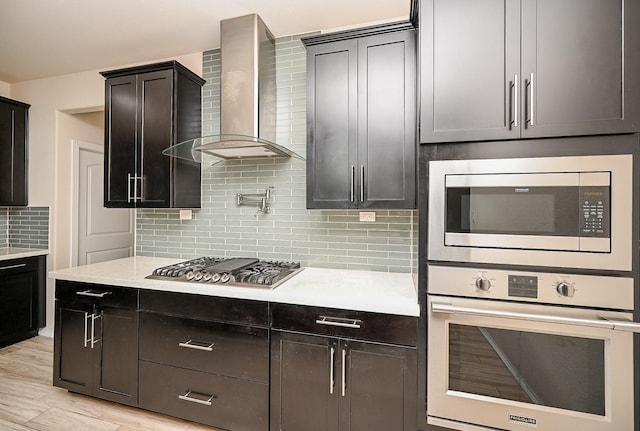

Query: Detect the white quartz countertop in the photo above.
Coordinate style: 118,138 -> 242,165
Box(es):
49,256 -> 419,317
0,247 -> 49,261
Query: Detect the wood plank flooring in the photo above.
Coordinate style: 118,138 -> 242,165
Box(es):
0,336 -> 222,431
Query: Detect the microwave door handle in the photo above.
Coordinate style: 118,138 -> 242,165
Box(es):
431,303 -> 640,333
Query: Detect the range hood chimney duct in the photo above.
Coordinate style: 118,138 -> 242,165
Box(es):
164,13 -> 302,161
220,14 -> 275,145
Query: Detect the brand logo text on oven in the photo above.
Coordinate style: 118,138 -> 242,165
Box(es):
509,414 -> 537,427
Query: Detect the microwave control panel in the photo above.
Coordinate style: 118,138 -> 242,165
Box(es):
579,186 -> 610,237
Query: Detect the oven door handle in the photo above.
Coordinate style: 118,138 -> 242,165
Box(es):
431,302 -> 640,333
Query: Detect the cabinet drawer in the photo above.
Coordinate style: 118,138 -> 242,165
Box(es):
55,281 -> 138,309
0,256 -> 42,275
139,312 -> 268,382
140,289 -> 268,326
139,360 -> 268,431
271,303 -> 417,347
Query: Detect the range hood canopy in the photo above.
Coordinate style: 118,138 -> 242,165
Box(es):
164,133 -> 303,162
164,14 -> 303,162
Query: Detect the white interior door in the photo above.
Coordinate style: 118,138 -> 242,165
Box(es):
73,141 -> 134,266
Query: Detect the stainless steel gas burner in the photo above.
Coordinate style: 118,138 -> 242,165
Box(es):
146,257 -> 303,289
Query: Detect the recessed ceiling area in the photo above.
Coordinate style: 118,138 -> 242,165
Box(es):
0,0 -> 410,83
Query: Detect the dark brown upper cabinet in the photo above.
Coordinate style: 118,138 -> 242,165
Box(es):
419,0 -> 640,143
0,96 -> 29,206
304,23 -> 417,210
101,61 -> 205,208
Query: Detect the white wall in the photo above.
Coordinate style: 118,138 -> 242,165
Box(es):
8,52 -> 203,336
0,80 -> 9,97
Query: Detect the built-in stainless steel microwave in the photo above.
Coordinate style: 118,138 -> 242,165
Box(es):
428,155 -> 633,270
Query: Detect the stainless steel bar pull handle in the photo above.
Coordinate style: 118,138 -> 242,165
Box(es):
83,312 -> 100,349
341,348 -> 347,397
76,290 -> 111,298
350,165 -> 355,202
527,72 -> 534,126
511,74 -> 518,128
360,165 -> 364,202
179,339 -> 215,352
431,302 -> 640,333
136,175 -> 143,202
90,314 -> 101,348
0,263 -> 27,271
178,390 -> 214,406
329,346 -> 335,395
83,312 -> 90,348
127,173 -> 133,203
316,316 -> 362,329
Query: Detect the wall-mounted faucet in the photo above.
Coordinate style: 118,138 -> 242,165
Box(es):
236,186 -> 274,216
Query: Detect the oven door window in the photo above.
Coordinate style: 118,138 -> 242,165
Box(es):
446,186 -> 578,236
449,324 -> 605,416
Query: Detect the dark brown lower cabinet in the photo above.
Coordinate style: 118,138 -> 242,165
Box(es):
271,331 -> 417,431
52,283 -> 418,431
139,361 -> 268,431
52,281 -> 139,406
138,291 -> 270,431
0,255 -> 45,347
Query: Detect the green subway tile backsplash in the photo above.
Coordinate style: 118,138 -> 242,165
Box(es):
7,206 -> 50,249
136,33 -> 417,273
0,209 -> 7,247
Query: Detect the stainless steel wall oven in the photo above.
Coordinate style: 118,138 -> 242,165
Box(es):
423,136 -> 640,431
427,265 -> 638,431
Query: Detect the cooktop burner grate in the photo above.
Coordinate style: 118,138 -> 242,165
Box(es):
146,257 -> 303,289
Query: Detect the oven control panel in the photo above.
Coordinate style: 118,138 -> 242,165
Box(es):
428,265 -> 634,311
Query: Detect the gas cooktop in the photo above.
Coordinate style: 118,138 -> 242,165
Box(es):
146,257 -> 303,289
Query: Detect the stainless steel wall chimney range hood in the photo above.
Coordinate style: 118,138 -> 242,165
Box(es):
164,14 -> 302,162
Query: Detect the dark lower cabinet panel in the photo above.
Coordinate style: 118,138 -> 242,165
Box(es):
53,281 -> 138,407
96,307 -> 138,404
271,331 -> 417,431
341,340 -> 417,431
0,256 -> 45,347
139,311 -> 269,382
139,360 -> 269,431
273,333 -> 337,431
54,303 -> 93,395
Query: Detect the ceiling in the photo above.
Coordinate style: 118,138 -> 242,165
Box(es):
0,0 -> 410,84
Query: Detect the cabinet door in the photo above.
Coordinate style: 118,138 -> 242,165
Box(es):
420,0 -> 521,143
138,70 -> 172,207
271,331 -> 338,431
104,75 -> 137,207
95,307 -> 138,406
53,301 -> 94,396
521,0 -> 637,137
0,100 -> 28,206
339,341 -> 417,431
357,30 -> 416,209
0,261 -> 40,346
306,39 -> 358,209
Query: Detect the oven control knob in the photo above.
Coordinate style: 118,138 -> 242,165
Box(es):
556,281 -> 575,298
474,276 -> 492,292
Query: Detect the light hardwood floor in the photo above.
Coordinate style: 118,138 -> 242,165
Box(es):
0,336 -> 222,431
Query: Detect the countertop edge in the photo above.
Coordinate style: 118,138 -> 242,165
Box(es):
49,257 -> 420,317
0,248 -> 49,261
